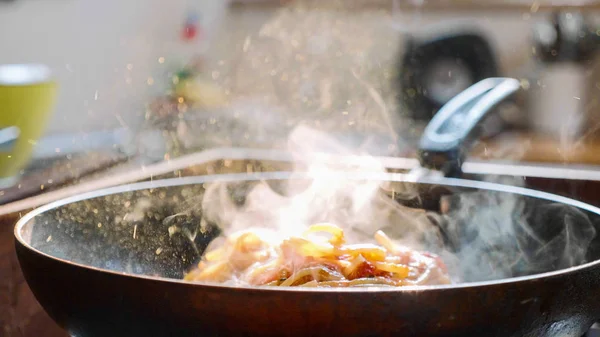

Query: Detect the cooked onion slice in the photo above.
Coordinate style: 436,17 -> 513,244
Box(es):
303,223 -> 346,245
280,266 -> 344,286
186,224 -> 451,288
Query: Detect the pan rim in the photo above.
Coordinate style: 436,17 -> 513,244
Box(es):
14,170 -> 600,293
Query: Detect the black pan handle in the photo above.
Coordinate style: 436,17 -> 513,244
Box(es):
417,77 -> 521,177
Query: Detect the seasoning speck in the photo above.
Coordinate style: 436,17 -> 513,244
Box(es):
168,225 -> 180,237
46,236 -> 52,242
97,223 -> 102,228
133,224 -> 138,239
156,247 -> 163,255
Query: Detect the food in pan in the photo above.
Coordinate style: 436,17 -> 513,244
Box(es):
184,223 -> 451,287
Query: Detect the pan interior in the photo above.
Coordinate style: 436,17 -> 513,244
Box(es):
16,173 -> 600,284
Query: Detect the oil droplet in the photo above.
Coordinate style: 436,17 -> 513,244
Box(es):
97,223 -> 102,228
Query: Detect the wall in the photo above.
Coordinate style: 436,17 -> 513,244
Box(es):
0,0 -> 228,135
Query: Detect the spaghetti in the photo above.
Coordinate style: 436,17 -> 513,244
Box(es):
184,223 -> 451,287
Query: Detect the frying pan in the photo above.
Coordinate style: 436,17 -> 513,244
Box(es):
14,78 -> 600,337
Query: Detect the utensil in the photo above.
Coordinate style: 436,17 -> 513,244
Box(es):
13,171 -> 600,337
418,77 -> 521,177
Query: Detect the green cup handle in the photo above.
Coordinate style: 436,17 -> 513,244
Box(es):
0,126 -> 20,152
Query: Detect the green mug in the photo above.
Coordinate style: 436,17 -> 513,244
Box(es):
0,64 -> 57,186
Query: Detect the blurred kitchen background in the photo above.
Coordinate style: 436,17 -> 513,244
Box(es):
5,0 -> 600,335
2,0 -> 600,190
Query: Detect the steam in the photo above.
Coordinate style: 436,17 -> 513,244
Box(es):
195,123 -> 597,283
201,125 -> 435,247
439,190 -> 596,281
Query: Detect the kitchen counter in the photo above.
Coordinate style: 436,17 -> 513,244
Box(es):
472,131 -> 600,165
0,213 -> 65,337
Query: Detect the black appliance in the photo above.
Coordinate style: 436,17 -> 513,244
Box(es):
398,31 -> 499,121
